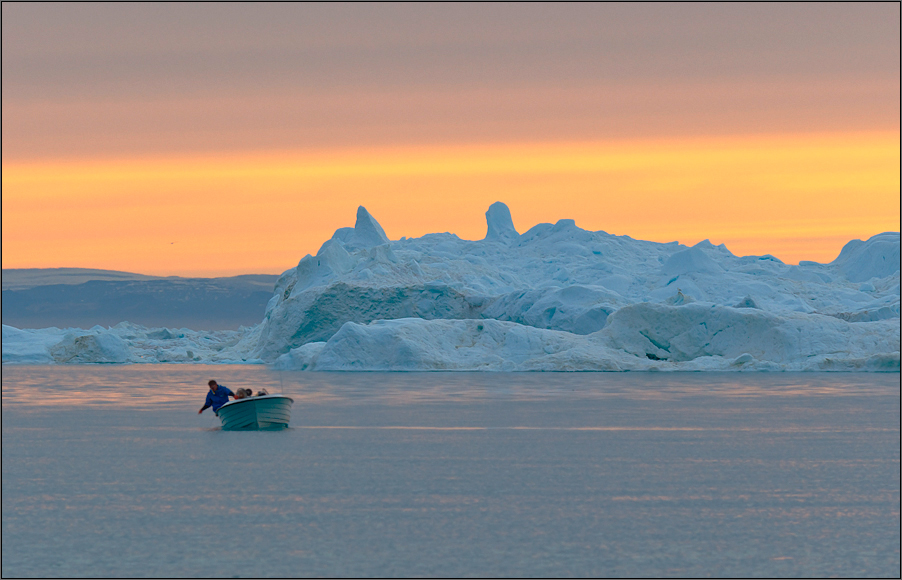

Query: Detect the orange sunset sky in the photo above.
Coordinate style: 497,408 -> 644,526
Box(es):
3,4 -> 900,277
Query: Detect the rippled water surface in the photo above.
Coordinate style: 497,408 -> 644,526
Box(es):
2,366 -> 899,577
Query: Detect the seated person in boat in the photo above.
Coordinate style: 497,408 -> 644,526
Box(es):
198,380 -> 235,415
235,388 -> 252,400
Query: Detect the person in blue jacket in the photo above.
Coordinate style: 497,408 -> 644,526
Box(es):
198,380 -> 235,415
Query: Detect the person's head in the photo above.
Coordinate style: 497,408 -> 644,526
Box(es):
208,380 -> 218,392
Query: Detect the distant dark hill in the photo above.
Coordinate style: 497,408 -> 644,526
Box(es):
2,270 -> 280,330
1,267 -> 167,291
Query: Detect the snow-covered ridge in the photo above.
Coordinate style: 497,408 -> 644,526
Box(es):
3,203 -> 899,370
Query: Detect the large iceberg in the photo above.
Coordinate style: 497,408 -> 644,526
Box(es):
255,204 -> 898,370
3,204 -> 899,371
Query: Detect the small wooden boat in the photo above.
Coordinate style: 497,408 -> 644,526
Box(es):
217,394 -> 293,431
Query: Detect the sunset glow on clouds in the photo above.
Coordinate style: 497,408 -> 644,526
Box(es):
2,4 -> 899,276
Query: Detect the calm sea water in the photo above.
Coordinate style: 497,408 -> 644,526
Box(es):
2,366 -> 899,578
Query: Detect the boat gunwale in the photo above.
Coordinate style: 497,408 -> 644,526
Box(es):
218,394 -> 294,412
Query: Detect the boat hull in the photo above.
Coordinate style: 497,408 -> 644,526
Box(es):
217,395 -> 293,431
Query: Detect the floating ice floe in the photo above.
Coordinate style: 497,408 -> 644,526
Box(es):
3,203 -> 899,370
1,322 -> 264,365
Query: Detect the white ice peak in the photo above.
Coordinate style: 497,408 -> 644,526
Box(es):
348,206 -> 390,249
325,206 -> 391,252
484,201 -> 519,241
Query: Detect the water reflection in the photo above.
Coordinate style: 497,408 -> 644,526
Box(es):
285,426 -> 899,435
3,366 -> 899,578
2,365 -> 899,409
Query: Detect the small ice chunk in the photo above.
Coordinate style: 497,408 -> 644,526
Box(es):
734,295 -> 760,309
49,333 -> 130,363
